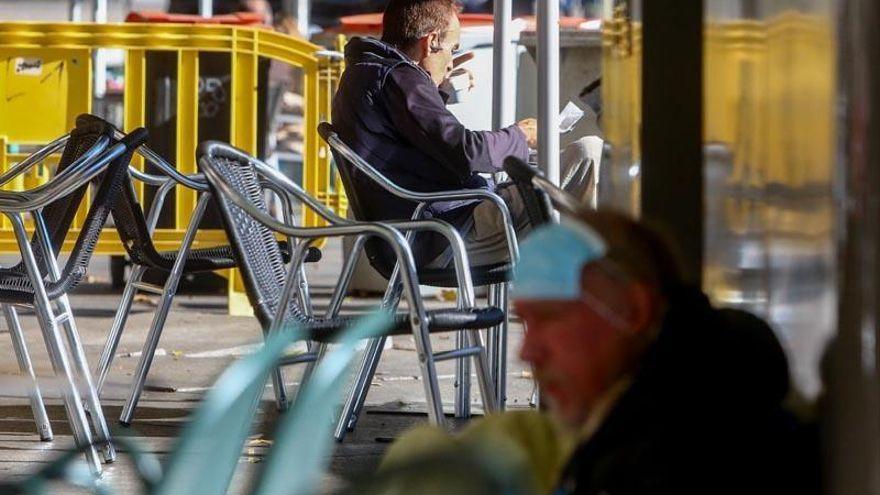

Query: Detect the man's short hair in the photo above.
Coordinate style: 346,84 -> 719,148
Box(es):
381,0 -> 460,51
574,210 -> 685,298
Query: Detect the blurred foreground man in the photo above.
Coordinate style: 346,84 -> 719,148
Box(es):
378,210 -> 815,495
332,0 -> 600,268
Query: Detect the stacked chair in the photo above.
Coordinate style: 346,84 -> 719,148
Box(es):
316,123 -> 519,440
71,114 -> 321,425
0,116 -> 148,474
196,141 -> 506,428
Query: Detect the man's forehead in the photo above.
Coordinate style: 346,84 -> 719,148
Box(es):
445,15 -> 461,38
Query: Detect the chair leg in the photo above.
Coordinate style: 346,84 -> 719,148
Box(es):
454,330 -> 472,418
335,268 -> 406,441
486,284 -> 500,386
269,361 -> 289,411
95,264 -> 145,393
467,328 -> 498,415
10,216 -> 101,474
118,269 -> 183,426
411,323 -> 445,426
494,283 -> 509,410
33,301 -> 102,474
56,295 -> 116,463
333,336 -> 386,441
119,193 -> 209,426
3,305 -> 53,441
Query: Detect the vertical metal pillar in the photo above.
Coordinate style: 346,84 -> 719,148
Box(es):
640,0 -> 704,285
827,1 -> 880,494
297,0 -> 310,39
537,0 -> 560,184
69,0 -> 84,21
199,0 -> 213,18
492,0 -> 515,130
93,0 -> 108,99
282,0 -> 310,38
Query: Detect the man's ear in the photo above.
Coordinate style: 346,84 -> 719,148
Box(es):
619,281 -> 657,338
415,33 -> 435,59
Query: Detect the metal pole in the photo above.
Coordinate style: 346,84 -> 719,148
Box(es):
537,0 -> 560,184
297,0 -> 310,39
93,0 -> 108,99
492,0 -> 514,130
69,0 -> 84,21
199,0 -> 213,18
827,1 -> 880,493
640,0 -> 704,285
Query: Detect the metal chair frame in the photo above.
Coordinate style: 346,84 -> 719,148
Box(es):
198,141 -> 499,428
83,124 -> 317,426
0,129 -> 148,475
317,123 -> 519,438
0,133 -> 75,445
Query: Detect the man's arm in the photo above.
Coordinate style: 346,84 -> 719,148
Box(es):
384,65 -> 529,178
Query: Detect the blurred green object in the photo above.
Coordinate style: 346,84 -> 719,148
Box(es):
0,312 -> 392,495
252,311 -> 392,495
154,323 -> 307,495
338,449 -> 536,495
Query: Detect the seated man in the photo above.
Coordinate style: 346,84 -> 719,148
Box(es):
378,210 -> 813,494
332,0 -> 598,268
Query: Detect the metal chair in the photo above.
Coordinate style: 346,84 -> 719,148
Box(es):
0,122 -> 149,475
197,141 -> 501,430
0,131 -> 95,445
317,122 -> 518,438
71,115 -> 321,426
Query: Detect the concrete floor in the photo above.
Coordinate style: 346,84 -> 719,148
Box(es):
0,240 -> 533,493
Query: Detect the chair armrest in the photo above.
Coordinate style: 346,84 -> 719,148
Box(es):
251,156 -> 351,225
0,129 -> 147,213
201,158 -> 431,297
412,188 -> 519,263
320,125 -> 519,262
383,218 -> 478,307
114,130 -> 208,192
0,134 -> 70,187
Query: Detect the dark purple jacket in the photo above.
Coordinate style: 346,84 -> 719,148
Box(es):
332,37 -> 528,265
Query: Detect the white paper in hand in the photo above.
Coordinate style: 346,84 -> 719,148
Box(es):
559,101 -> 585,134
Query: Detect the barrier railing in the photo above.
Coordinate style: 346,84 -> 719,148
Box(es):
0,22 -> 346,313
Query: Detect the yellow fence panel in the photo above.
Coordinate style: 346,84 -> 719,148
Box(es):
0,22 -> 346,314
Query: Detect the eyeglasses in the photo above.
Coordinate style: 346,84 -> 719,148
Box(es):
429,31 -> 459,54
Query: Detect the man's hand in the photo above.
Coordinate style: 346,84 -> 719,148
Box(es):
517,118 -> 538,148
443,51 -> 476,91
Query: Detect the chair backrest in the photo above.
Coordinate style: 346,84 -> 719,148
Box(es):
49,127 -> 148,293
316,123 -> 371,224
22,114 -> 115,272
155,324 -> 307,495
73,114 -> 166,268
252,312 -> 392,495
316,122 -> 419,272
197,142 -> 305,329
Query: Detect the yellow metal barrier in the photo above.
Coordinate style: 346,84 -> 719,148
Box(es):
0,21 -> 346,314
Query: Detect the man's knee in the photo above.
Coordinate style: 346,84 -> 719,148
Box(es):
563,136 -> 604,168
